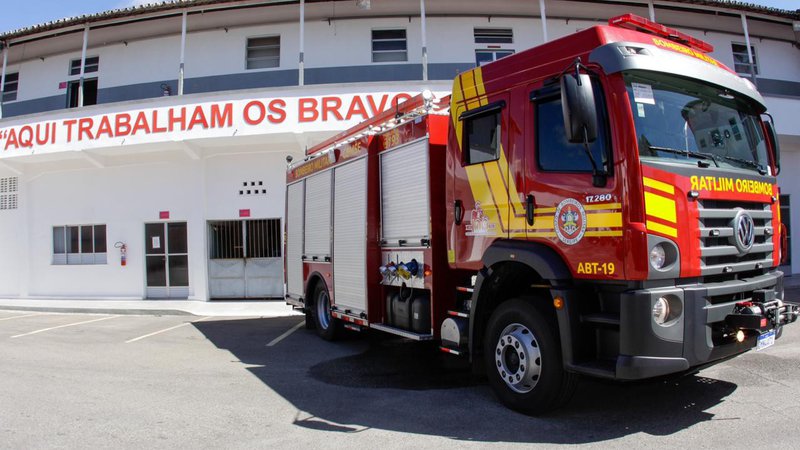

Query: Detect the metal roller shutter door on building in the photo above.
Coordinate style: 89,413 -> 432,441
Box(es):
333,158 -> 368,313
304,170 -> 332,258
287,181 -> 305,297
380,138 -> 430,244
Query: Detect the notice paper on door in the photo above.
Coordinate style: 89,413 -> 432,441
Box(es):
631,82 -> 656,105
152,236 -> 161,249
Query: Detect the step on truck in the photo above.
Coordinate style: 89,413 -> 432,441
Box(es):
285,14 -> 799,414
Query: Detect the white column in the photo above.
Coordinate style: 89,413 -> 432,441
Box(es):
78,25 -> 89,107
299,0 -> 305,86
179,10 -> 187,95
648,1 -> 655,21
539,0 -> 548,43
740,13 -> 757,85
420,0 -> 428,81
0,42 -> 7,119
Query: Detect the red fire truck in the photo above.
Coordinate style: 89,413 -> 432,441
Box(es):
285,14 -> 798,414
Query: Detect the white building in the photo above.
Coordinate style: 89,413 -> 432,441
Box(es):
0,0 -> 797,300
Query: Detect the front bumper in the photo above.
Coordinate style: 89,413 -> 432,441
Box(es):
615,270 -> 798,380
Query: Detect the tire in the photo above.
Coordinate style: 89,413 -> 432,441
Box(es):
311,282 -> 339,341
483,297 -> 577,415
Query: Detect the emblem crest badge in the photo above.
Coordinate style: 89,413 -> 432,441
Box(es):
554,198 -> 587,245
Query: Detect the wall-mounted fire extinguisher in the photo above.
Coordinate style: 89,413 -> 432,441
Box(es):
114,241 -> 127,266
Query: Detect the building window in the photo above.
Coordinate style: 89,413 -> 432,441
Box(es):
52,224 -> 107,265
69,56 -> 99,76
246,36 -> 280,69
0,176 -> 18,211
67,56 -> 99,108
731,43 -> 758,76
2,72 -> 19,102
474,28 -> 514,66
372,29 -> 407,62
474,28 -> 513,44
66,79 -> 98,108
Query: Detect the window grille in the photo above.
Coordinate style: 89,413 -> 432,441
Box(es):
0,177 -> 19,211
208,219 -> 281,259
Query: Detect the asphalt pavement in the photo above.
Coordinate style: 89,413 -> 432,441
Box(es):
1,309 -> 799,448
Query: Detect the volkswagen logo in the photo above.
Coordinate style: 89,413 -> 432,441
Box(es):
731,209 -> 755,254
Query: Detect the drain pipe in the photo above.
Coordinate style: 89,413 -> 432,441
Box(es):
539,0 -> 548,43
740,13 -> 757,87
299,0 -> 305,86
0,42 -> 7,119
420,0 -> 428,81
179,10 -> 187,95
78,25 -> 89,107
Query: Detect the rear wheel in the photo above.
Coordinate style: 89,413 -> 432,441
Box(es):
311,282 -> 339,341
483,297 -> 577,415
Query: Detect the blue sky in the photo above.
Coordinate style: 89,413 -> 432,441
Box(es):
0,0 -> 797,34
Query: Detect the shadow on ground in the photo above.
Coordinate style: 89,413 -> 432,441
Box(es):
194,317 -> 737,444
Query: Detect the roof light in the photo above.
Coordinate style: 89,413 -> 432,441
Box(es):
609,13 -> 714,53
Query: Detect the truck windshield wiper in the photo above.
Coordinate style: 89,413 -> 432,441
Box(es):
645,145 -> 720,168
716,155 -> 768,175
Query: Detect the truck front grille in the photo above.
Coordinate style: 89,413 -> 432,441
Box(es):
697,200 -> 773,277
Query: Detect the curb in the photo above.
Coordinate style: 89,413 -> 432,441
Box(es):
0,305 -> 193,316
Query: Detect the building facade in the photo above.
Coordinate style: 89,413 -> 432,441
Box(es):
0,0 -> 797,300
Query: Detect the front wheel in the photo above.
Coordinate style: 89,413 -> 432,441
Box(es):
310,282 -> 339,341
483,297 -> 577,415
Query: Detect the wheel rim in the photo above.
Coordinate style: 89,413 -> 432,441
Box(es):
494,323 -> 542,393
316,290 -> 331,330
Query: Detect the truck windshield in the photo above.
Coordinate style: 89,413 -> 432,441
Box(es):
624,72 -> 769,174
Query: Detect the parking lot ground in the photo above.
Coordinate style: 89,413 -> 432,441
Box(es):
1,311 -> 799,448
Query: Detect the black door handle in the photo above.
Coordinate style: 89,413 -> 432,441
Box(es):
454,200 -> 463,225
526,194 -> 535,226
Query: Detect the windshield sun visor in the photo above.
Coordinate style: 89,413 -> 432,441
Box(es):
589,41 -> 766,113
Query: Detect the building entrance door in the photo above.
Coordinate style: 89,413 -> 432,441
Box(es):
145,222 -> 189,299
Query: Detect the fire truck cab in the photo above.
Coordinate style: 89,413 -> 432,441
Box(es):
285,14 -> 799,414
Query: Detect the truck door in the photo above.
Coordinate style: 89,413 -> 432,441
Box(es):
525,80 -> 623,277
450,92 -> 510,269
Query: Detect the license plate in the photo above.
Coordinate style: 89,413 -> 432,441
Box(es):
757,329 -> 775,351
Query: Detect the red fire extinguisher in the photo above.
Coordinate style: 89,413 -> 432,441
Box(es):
115,242 -> 127,266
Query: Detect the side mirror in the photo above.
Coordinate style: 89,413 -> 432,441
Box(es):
560,73 -> 598,144
764,119 -> 781,176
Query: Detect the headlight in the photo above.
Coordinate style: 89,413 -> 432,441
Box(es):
652,295 -> 683,326
652,297 -> 669,324
649,244 -> 666,270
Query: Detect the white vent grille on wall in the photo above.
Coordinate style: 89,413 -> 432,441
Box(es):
0,177 -> 19,210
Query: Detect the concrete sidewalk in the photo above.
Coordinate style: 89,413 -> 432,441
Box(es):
0,298 -> 302,317
2,275 -> 798,317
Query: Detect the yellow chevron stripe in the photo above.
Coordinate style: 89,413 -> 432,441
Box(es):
584,202 -> 622,211
644,192 -> 677,223
587,212 -> 622,228
646,220 -> 678,238
643,177 -> 674,194
585,230 -> 623,237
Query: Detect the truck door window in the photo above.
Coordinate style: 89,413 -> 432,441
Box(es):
460,101 -> 505,165
535,82 -> 609,173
